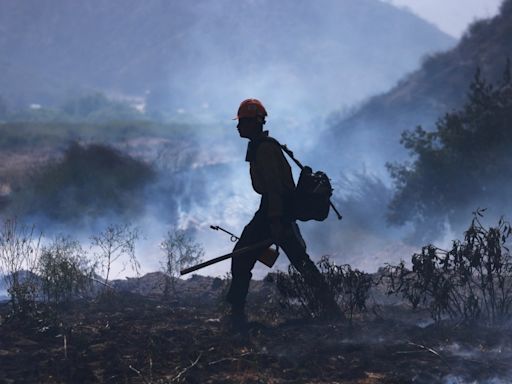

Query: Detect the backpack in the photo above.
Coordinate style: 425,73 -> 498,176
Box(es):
278,142 -> 342,222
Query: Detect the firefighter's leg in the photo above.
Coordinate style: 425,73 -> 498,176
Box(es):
225,213 -> 269,314
279,222 -> 342,317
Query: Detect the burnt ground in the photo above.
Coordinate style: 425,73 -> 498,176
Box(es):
1,274 -> 512,384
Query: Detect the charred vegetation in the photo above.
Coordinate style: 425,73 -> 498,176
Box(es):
1,214 -> 512,382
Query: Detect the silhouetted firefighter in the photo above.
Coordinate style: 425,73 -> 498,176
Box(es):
224,98 -> 341,330
180,98 -> 343,331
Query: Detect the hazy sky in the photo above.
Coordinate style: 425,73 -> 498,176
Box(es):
384,0 -> 503,37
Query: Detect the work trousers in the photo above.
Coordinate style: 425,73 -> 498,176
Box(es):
226,203 -> 335,312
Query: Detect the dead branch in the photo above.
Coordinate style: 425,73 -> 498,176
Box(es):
406,341 -> 442,358
171,352 -> 203,383
207,352 -> 252,366
91,277 -> 115,290
128,365 -> 151,384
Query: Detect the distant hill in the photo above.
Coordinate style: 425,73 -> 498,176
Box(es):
0,0 -> 454,119
321,0 -> 512,176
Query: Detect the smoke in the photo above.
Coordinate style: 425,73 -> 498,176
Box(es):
443,377 -> 512,384
144,140 -> 424,276
0,0 -> 462,278
139,0 -> 454,131
0,122 -> 435,279
440,341 -> 512,383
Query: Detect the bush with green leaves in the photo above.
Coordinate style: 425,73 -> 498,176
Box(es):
383,209 -> 512,325
160,229 -> 204,296
38,236 -> 96,303
387,62 -> 512,240
276,256 -> 372,320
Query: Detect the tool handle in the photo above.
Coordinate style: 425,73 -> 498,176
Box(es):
210,225 -> 240,241
180,239 -> 272,275
180,253 -> 233,275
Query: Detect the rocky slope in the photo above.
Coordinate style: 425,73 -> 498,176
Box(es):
321,0 -> 512,175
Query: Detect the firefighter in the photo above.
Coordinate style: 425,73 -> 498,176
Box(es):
226,98 -> 341,331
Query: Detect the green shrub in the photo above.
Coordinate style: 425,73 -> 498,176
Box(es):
38,236 -> 96,303
160,229 -> 204,296
387,64 -> 512,240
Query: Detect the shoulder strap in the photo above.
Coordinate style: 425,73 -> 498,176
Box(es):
265,137 -> 305,171
278,143 -> 305,171
248,135 -> 305,171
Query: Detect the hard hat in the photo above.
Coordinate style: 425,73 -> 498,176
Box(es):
233,98 -> 267,120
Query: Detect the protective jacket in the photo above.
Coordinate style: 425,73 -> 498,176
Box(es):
245,131 -> 295,218
227,130 -> 340,319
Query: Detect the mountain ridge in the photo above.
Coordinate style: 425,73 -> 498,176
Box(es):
0,0 -> 454,118
321,0 -> 512,175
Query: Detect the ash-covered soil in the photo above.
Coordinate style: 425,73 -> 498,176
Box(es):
1,274 -> 511,384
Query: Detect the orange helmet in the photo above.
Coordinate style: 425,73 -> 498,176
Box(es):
234,98 -> 267,120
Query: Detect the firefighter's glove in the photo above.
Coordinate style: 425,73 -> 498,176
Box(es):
270,218 -> 284,244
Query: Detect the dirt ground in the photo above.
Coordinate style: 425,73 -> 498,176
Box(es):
1,275 -> 511,384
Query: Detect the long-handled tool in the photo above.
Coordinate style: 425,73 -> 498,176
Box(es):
180,239 -> 276,275
210,225 -> 240,242
209,225 -> 279,268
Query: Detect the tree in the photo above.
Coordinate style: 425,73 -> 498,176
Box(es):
387,62 -> 512,240
160,229 -> 204,295
91,224 -> 140,289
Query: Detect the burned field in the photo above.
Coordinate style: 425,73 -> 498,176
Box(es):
2,213 -> 512,383
1,273 -> 512,384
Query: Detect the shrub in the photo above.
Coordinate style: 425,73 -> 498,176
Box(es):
10,142 -> 155,222
0,218 -> 41,316
38,236 -> 96,303
160,229 -> 204,296
276,256 -> 372,321
383,209 -> 512,325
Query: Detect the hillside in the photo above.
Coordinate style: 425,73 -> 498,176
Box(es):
321,0 -> 512,175
0,0 -> 454,119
